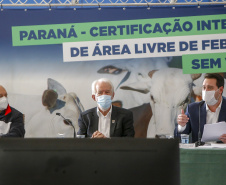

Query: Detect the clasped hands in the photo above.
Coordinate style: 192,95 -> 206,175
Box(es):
92,131 -> 107,138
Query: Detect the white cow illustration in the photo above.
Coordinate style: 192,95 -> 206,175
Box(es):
120,68 -> 201,137
9,78 -> 84,138
97,57 -> 171,108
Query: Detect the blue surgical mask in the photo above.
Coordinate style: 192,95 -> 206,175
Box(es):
97,95 -> 112,111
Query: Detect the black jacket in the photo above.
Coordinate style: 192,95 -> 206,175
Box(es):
77,105 -> 135,138
0,105 -> 25,137
174,96 -> 226,143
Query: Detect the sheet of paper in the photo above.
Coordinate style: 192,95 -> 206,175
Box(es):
179,143 -> 196,149
210,143 -> 226,148
201,121 -> 226,142
197,143 -> 226,149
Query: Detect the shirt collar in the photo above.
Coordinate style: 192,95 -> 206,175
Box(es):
0,105 -> 11,117
97,105 -> 112,118
206,98 -> 222,112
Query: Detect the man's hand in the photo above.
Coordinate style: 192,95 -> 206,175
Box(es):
92,131 -> 106,138
177,109 -> 189,127
219,134 -> 226,143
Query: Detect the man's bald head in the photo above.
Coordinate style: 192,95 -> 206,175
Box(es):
0,85 -> 7,98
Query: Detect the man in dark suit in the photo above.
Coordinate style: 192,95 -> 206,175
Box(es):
77,78 -> 135,138
175,73 -> 226,143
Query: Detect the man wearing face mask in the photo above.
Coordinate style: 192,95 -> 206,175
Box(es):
175,73 -> 226,143
0,85 -> 25,137
77,78 -> 135,138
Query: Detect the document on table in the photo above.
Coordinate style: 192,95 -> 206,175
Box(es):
198,143 -> 226,149
201,121 -> 226,142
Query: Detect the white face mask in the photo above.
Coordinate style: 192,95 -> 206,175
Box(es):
202,89 -> 220,106
0,96 -> 8,111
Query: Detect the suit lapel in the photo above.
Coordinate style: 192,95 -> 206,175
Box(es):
91,108 -> 99,133
200,103 -> 206,134
218,97 -> 226,122
110,106 -> 117,137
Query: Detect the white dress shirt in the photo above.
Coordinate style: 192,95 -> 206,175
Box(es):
206,100 -> 222,125
97,106 -> 112,138
178,99 -> 223,132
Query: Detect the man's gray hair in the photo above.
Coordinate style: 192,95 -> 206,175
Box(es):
92,78 -> 114,95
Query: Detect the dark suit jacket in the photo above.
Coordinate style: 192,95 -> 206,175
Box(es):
174,96 -> 226,143
77,106 -> 135,137
0,106 -> 25,137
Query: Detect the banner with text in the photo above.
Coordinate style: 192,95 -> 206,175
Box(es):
1,7 -> 226,138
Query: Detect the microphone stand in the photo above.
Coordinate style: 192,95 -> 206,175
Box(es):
56,113 -> 76,138
196,101 -> 205,147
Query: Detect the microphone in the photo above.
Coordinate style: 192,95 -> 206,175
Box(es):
56,113 -> 76,138
196,100 -> 205,147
